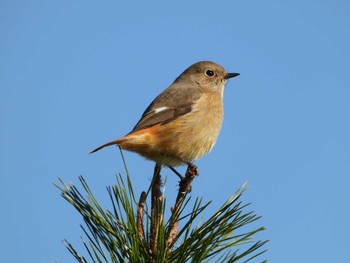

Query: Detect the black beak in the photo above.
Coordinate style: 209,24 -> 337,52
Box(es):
224,73 -> 240,79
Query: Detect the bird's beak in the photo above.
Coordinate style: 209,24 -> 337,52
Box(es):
224,73 -> 240,79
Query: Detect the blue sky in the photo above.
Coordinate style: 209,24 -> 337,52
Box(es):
1,1 -> 349,262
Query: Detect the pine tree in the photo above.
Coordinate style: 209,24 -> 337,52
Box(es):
56,151 -> 268,262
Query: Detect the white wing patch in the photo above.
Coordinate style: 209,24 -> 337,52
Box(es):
153,106 -> 168,113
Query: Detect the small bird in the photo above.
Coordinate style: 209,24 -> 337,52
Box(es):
90,61 -> 239,174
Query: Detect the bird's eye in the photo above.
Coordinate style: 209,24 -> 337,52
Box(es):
205,69 -> 215,77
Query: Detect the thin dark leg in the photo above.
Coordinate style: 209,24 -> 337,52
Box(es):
167,166 -> 183,179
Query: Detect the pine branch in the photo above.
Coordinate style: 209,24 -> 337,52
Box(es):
150,164 -> 163,257
55,152 -> 268,262
137,191 -> 146,240
167,164 -> 198,250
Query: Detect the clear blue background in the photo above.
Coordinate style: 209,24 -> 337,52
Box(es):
1,1 -> 349,262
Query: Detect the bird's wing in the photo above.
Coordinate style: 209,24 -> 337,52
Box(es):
131,84 -> 202,132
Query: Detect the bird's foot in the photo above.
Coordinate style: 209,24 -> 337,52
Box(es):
186,163 -> 198,178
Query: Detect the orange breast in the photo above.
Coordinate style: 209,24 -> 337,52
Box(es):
117,92 -> 223,166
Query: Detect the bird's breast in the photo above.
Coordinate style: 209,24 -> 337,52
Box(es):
155,91 -> 224,163
118,92 -> 224,166
188,92 -> 223,153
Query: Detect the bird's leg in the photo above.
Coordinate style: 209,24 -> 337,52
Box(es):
167,166 -> 183,179
167,160 -> 199,179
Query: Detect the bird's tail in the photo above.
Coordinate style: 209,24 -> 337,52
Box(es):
89,138 -> 124,154
89,127 -> 151,154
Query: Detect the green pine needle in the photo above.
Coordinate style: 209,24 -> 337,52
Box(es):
55,155 -> 268,262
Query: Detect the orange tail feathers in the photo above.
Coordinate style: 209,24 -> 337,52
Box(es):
89,129 -> 145,154
89,138 -> 125,154
89,127 -> 155,154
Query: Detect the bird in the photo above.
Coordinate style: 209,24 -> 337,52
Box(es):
90,61 -> 239,176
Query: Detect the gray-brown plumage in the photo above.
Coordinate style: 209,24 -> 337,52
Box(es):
90,61 -> 239,167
